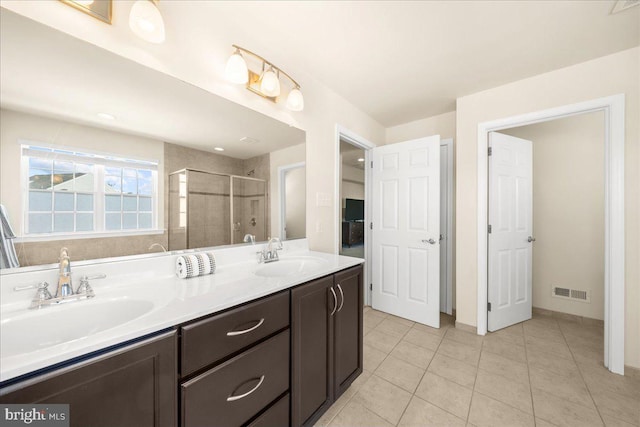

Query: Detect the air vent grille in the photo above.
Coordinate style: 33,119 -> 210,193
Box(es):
552,286 -> 590,303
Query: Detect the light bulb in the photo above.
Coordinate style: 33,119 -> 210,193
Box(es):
129,0 -> 165,44
75,0 -> 95,5
286,87 -> 304,111
225,50 -> 248,84
260,66 -> 280,97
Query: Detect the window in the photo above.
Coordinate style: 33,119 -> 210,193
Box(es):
23,144 -> 158,236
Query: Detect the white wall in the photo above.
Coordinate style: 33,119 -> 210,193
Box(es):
1,2 -> 385,255
0,108 -> 165,235
386,110 -> 456,144
269,143 -> 305,239
503,112 -> 605,320
455,47 -> 639,368
284,167 -> 306,240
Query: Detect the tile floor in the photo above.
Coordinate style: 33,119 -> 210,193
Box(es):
315,307 -> 640,427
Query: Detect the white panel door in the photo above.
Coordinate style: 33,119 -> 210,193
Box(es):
371,136 -> 440,327
488,132 -> 533,332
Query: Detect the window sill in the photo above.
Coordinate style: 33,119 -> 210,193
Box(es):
15,229 -> 165,243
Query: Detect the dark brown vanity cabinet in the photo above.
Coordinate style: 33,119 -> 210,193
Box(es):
291,265 -> 363,427
0,331 -> 177,427
179,291 -> 291,427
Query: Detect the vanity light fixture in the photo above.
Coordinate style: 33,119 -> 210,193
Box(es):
129,0 -> 165,44
224,45 -> 304,112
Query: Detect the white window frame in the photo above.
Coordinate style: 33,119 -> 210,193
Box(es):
20,142 -> 161,241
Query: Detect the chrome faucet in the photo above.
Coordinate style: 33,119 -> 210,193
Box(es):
13,248 -> 105,309
148,243 -> 167,252
243,234 -> 256,244
55,247 -> 73,298
257,237 -> 283,263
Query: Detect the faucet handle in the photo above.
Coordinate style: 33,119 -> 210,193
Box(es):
75,274 -> 102,298
31,282 -> 53,307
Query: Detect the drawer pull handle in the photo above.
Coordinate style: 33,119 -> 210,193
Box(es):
330,287 -> 338,316
227,375 -> 265,402
336,284 -> 345,312
226,318 -> 265,336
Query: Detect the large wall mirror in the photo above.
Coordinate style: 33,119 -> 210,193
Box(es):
0,9 -> 306,268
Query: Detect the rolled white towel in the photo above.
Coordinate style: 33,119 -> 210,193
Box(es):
176,252 -> 216,279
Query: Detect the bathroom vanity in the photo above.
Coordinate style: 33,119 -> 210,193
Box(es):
0,242 -> 363,427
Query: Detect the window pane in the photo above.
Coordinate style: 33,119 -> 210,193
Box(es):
53,161 -> 75,191
139,197 -> 152,211
29,158 -> 53,189
138,170 -> 153,195
105,195 -> 121,211
139,213 -> 152,229
76,213 -> 93,231
29,191 -> 52,211
122,175 -> 137,195
105,213 -> 121,230
77,194 -> 93,211
29,213 -> 52,233
54,213 -> 74,232
54,192 -> 74,211
123,168 -> 137,178
105,168 -> 121,193
75,164 -> 94,192
123,196 -> 137,211
123,213 -> 137,229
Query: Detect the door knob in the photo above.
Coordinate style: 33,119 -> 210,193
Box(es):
422,239 -> 437,245
528,236 -> 536,243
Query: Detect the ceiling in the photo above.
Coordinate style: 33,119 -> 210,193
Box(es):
0,9 -> 305,159
166,1 -> 639,127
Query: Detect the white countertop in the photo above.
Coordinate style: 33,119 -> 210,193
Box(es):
0,240 -> 363,384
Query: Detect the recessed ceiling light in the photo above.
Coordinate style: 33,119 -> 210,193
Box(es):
214,147 -> 225,152
357,158 -> 365,162
97,112 -> 115,120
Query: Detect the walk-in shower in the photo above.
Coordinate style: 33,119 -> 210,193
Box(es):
168,169 -> 267,250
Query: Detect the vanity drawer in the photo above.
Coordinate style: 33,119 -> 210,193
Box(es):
181,291 -> 289,376
181,330 -> 290,427
248,392 -> 289,427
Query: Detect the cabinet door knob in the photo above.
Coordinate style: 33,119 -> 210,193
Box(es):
226,318 -> 265,336
226,375 -> 265,401
336,284 -> 345,312
330,287 -> 338,316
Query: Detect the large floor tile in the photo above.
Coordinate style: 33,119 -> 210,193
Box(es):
412,321 -> 448,337
404,328 -> 443,351
525,335 -> 573,360
526,347 -> 582,379
600,414 -> 638,427
523,322 -> 566,344
589,387 -> 640,425
415,372 -> 473,420
437,339 -> 481,366
487,328 -> 526,346
316,389 -> 355,427
375,355 -> 425,393
482,334 -> 527,363
352,374 -> 412,425
468,392 -> 534,427
375,318 -> 412,338
474,369 -> 533,414
398,396 -> 466,427
531,387 -> 603,427
364,329 -> 402,354
364,312 -> 386,329
581,365 -> 640,399
478,350 -> 529,385
385,314 -> 416,327
328,400 -> 394,427
528,366 -> 593,408
363,343 -> 387,372
389,340 -> 435,369
444,328 -> 484,349
428,353 -> 477,389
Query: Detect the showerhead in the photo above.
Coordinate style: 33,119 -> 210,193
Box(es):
247,169 -> 255,176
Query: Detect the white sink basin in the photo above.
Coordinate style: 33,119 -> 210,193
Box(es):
0,299 -> 154,358
254,256 -> 327,278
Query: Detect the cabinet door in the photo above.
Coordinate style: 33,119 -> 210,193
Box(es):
334,265 -> 364,399
291,275 -> 334,427
0,331 -> 177,427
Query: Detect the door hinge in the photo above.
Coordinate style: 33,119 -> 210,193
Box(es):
488,224 -> 492,234
488,302 -> 492,312
370,161 -> 373,169
369,283 -> 373,291
370,222 -> 373,230
488,147 -> 492,156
